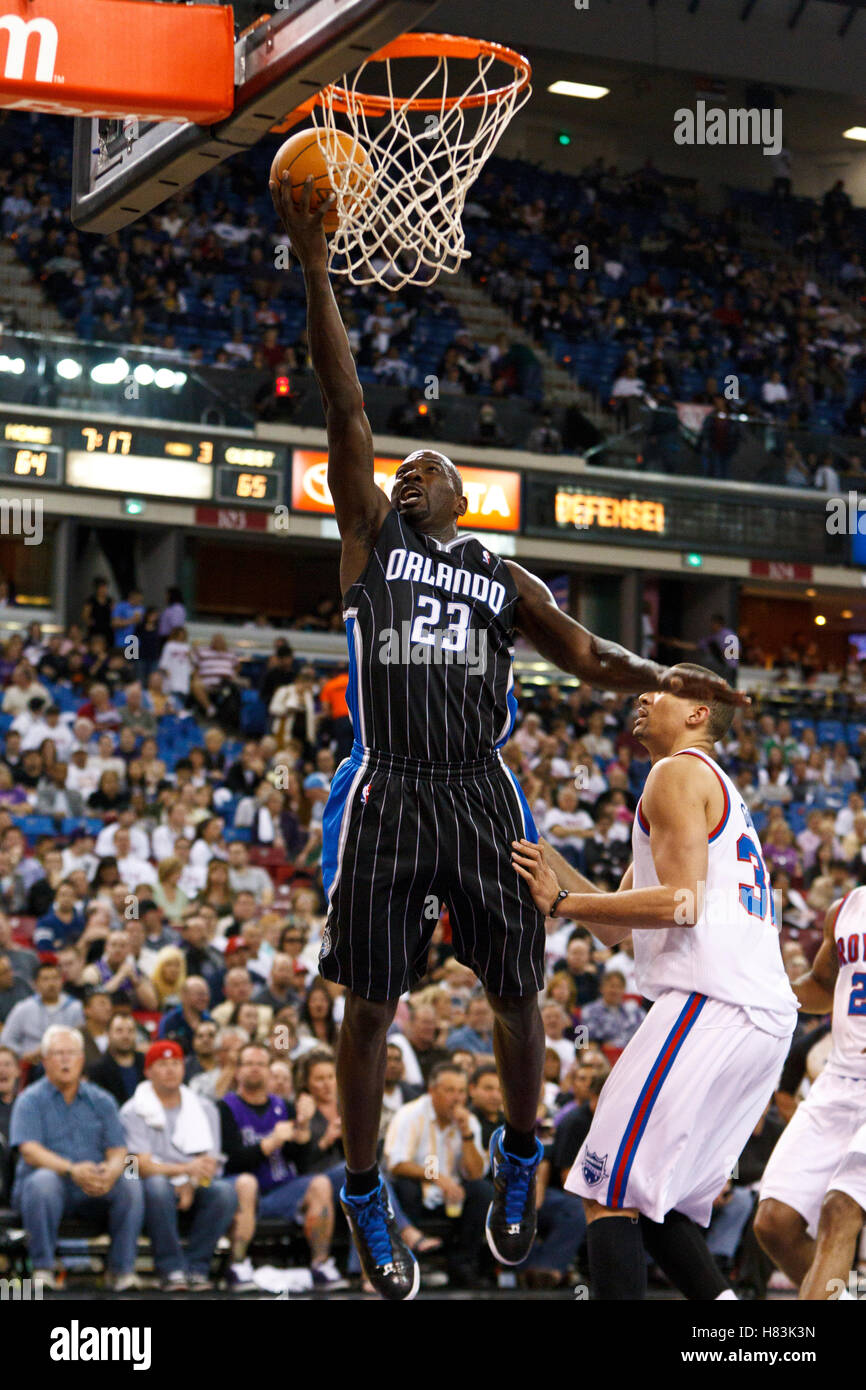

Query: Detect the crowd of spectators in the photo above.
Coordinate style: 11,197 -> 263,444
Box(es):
0,580 -> 861,1291
464,156 -> 866,445
3,112 -> 866,483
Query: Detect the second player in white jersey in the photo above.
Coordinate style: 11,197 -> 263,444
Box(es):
756,888 -> 866,1283
823,889 -> 866,1078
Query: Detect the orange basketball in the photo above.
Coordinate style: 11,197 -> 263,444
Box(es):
270,128 -> 373,233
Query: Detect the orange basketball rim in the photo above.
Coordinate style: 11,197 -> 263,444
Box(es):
272,33 -> 532,132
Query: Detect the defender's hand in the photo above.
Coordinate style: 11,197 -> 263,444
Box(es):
659,667 -> 750,708
268,173 -> 335,268
511,839 -> 561,914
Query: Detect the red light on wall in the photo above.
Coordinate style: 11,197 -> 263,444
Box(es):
417,403 -> 428,415
276,376 -> 290,396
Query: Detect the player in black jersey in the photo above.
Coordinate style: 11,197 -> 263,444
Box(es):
270,173 -> 747,1300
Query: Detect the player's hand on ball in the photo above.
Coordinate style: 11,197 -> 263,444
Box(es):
511,839 -> 560,913
659,666 -> 750,707
269,173 -> 336,265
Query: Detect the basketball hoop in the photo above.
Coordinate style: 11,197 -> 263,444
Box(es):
299,34 -> 532,289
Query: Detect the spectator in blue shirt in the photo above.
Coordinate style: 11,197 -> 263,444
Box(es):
446,996 -> 495,1054
10,1023 -> 144,1289
34,880 -> 84,952
1,961 -> 84,1064
580,971 -> 645,1051
158,976 -> 213,1054
111,587 -> 144,652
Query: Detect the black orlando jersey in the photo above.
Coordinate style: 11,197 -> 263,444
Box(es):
342,508 -> 520,762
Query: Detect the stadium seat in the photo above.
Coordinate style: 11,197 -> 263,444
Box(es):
240,692 -> 268,736
15,815 -> 56,840
817,720 -> 846,745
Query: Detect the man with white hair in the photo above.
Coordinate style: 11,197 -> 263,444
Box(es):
76,682 -> 121,733
71,716 -> 95,751
9,1024 -> 145,1289
119,683 -> 156,739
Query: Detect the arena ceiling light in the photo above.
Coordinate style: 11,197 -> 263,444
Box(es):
56,358 -> 83,380
547,81 -> 609,100
154,369 -> 187,390
0,356 -> 25,374
843,127 -> 866,141
132,364 -> 187,389
90,358 -> 129,386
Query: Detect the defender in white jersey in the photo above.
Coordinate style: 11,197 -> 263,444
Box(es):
513,667 -> 797,1299
755,889 -> 866,1297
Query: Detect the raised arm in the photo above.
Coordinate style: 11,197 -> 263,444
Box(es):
269,174 -> 390,593
507,562 -> 748,707
791,897 -> 843,1013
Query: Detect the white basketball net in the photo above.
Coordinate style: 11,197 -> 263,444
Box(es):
309,40 -> 532,289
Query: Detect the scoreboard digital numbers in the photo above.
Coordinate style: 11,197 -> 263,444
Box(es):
0,416 -> 286,508
0,420 -> 63,486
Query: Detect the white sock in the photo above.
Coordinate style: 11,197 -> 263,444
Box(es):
716,1289 -> 738,1300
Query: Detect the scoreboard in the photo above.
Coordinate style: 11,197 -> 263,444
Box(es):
0,415 -> 287,507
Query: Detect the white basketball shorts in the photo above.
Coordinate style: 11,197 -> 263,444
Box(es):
827,1117 -> 866,1218
565,988 -> 791,1226
758,1069 -> 866,1235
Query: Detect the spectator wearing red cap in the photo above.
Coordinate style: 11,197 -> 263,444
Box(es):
120,1040 -> 240,1291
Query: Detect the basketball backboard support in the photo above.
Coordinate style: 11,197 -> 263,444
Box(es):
71,0 -> 440,234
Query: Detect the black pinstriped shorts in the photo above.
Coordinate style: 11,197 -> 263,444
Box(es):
319,743 -> 545,1001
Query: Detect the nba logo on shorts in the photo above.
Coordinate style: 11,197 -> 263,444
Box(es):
481,549 -> 491,565
582,1149 -> 608,1187
361,780 -> 373,804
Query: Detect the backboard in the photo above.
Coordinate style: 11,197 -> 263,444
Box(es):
71,0 -> 440,234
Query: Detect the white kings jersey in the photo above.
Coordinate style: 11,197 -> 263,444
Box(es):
631,747 -> 798,1038
824,887 -> 866,1080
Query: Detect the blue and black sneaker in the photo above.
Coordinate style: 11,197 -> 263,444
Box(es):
340,1181 -> 420,1301
485,1126 -> 545,1266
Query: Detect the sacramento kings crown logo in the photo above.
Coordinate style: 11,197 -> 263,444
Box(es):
582,1149 -> 609,1187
